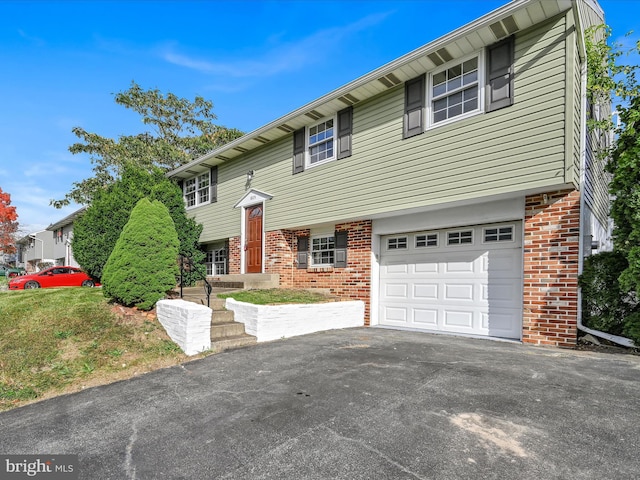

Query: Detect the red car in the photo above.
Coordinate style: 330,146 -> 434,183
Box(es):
8,266 -> 99,290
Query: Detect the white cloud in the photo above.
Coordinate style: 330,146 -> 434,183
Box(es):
162,11 -> 392,78
17,29 -> 45,47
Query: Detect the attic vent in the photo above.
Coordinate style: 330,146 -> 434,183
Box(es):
216,155 -> 230,161
490,15 -> 518,39
377,72 -> 402,88
338,93 -> 360,105
277,124 -> 295,133
185,169 -> 199,175
427,47 -> 452,66
254,136 -> 270,144
234,146 -> 249,153
305,110 -> 323,121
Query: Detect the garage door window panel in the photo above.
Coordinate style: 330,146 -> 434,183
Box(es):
447,230 -> 473,246
416,233 -> 438,248
387,237 -> 408,250
483,226 -> 514,243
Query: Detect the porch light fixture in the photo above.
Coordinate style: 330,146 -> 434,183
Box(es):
247,170 -> 255,182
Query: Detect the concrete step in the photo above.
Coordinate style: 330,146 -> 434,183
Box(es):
211,334 -> 257,352
211,310 -> 235,324
211,321 -> 247,339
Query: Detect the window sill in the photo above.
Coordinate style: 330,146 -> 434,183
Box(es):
307,265 -> 334,272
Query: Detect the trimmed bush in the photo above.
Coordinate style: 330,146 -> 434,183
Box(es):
102,198 -> 179,310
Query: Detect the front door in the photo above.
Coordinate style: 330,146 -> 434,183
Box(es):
245,205 -> 263,273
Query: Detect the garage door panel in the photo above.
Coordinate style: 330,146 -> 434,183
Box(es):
384,306 -> 408,323
483,250 -> 521,274
385,263 -> 409,274
385,283 -> 408,298
445,259 -> 477,274
380,222 -> 522,340
413,284 -> 438,299
483,310 -> 521,338
443,310 -> 474,329
444,284 -> 475,301
414,308 -> 438,326
415,262 -> 439,273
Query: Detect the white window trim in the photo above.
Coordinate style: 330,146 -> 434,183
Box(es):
386,236 -> 408,250
415,233 -> 439,248
310,234 -> 336,266
184,171 -> 212,210
482,224 -> 516,244
305,115 -> 337,169
426,51 -> 485,130
447,229 -> 474,246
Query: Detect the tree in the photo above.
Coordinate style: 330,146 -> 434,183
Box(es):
72,164 -> 205,283
52,81 -> 243,207
0,187 -> 19,255
583,25 -> 640,344
101,198 -> 179,310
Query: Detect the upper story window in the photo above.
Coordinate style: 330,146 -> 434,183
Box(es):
431,56 -> 480,125
309,118 -> 335,166
292,106 -> 353,174
183,167 -> 218,209
403,36 -> 514,138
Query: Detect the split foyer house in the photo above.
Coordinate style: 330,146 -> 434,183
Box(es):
168,0 -> 610,347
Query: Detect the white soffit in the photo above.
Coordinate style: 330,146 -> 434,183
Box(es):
170,0 -> 574,179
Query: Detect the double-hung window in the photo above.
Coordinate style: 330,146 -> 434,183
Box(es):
403,37 -> 514,137
311,235 -> 335,265
431,56 -> 480,125
308,118 -> 335,166
292,107 -> 353,174
183,168 -> 217,209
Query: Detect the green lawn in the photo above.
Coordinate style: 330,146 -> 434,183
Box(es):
218,288 -> 336,305
0,287 -> 190,411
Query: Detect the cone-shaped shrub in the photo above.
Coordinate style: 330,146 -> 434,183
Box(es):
102,198 -> 179,310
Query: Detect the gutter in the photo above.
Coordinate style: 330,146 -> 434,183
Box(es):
574,2 -> 636,348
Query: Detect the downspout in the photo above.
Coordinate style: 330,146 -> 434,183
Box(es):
575,3 -> 635,348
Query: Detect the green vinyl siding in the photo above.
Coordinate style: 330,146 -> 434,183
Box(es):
190,13 -> 578,243
579,0 -> 610,228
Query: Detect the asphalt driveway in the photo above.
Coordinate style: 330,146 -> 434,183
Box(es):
1,328 -> 639,479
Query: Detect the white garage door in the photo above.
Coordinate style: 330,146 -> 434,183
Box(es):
379,222 -> 522,339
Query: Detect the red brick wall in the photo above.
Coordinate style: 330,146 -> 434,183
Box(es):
265,221 -> 373,324
523,189 -> 581,347
228,236 -> 241,274
226,221 -> 373,324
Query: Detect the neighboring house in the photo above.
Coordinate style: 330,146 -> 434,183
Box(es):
168,0 -> 609,348
15,231 -> 55,272
15,207 -> 86,271
46,207 -> 86,268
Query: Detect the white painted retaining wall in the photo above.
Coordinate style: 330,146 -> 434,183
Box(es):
156,299 -> 211,355
225,299 -> 365,342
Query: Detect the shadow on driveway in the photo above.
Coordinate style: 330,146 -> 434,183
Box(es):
1,328 -> 639,479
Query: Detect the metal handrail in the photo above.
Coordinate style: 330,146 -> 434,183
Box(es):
178,255 -> 212,308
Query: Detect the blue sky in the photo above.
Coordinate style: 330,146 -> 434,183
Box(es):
0,0 -> 638,233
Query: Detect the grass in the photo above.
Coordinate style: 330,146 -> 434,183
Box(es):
0,287 -> 194,411
217,288 -> 335,305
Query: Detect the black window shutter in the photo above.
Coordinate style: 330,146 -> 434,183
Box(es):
210,166 -> 218,203
334,231 -> 348,268
297,236 -> 308,269
486,36 -> 515,112
337,106 -> 353,159
404,74 -> 425,138
292,128 -> 305,174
